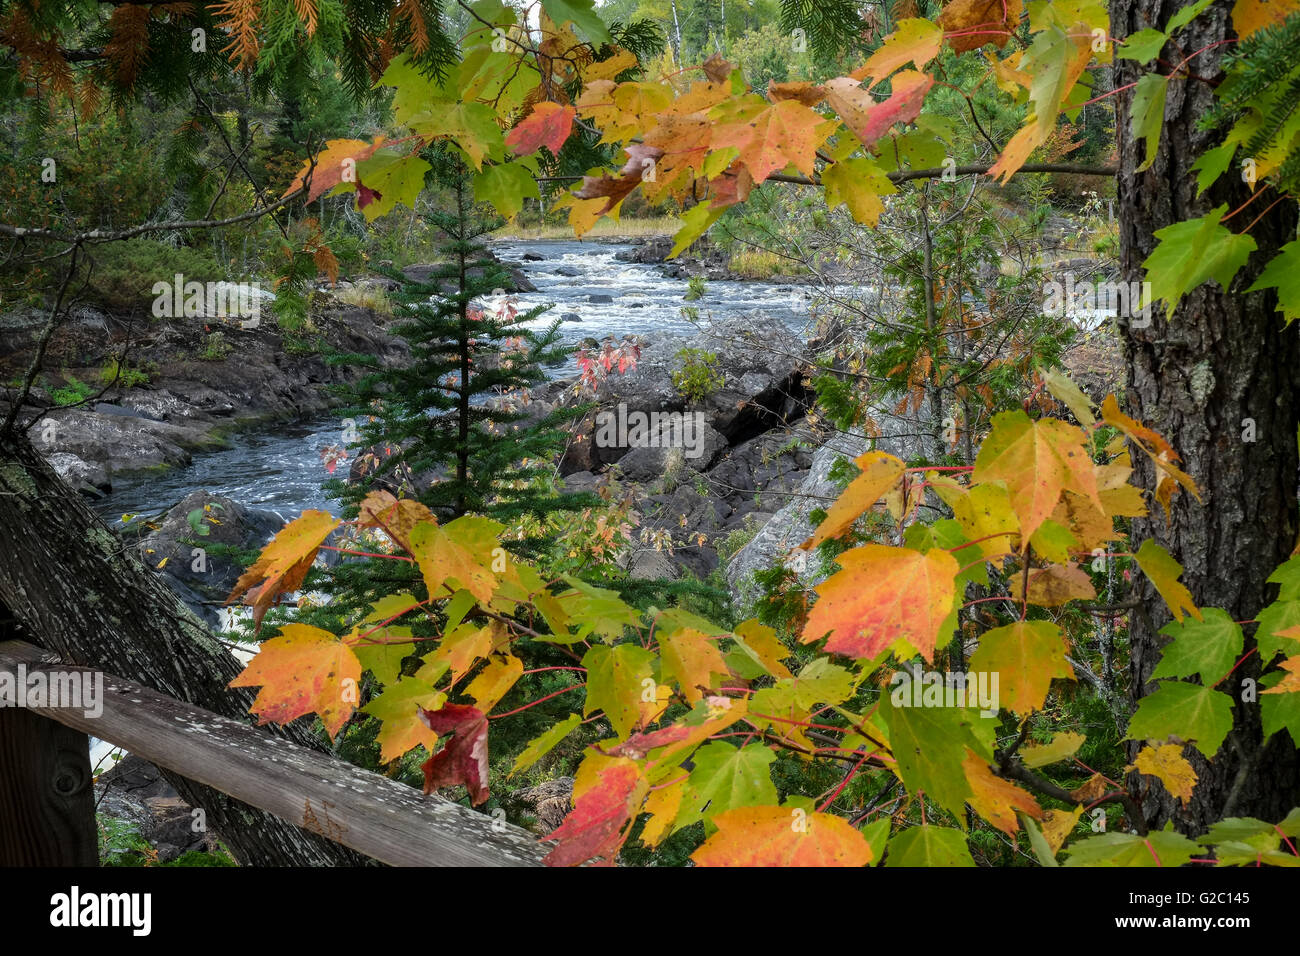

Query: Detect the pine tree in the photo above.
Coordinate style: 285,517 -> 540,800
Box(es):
314,147 -> 594,624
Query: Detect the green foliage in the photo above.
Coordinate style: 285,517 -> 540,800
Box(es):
683,275 -> 707,301
98,815 -> 236,867
84,240 -> 225,313
48,374 -> 94,406
671,346 -> 725,402
99,357 -> 152,388
197,331 -> 233,361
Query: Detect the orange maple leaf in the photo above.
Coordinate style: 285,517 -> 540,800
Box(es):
229,623 -> 362,739
226,509 -> 340,629
692,805 -> 875,866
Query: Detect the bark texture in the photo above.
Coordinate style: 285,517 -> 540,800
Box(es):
1111,0 -> 1300,831
0,427 -> 370,865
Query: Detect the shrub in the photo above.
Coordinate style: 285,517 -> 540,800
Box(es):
84,239 -> 225,313
49,374 -> 94,406
336,284 -> 394,315
99,357 -> 151,388
197,331 -> 232,361
671,347 -> 725,403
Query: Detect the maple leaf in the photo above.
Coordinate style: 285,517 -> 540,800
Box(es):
1128,742 -> 1198,807
410,520 -> 497,603
229,623 -> 362,740
417,702 -> 491,805
938,0 -> 1024,52
1231,0 -> 1299,38
824,71 -> 932,150
659,627 -> 730,703
506,102 -> 577,155
356,490 -> 437,554
1025,562 -> 1097,606
582,643 -> 655,739
972,409 -> 1101,545
692,805 -> 875,866
1141,205 -> 1258,317
968,620 -> 1074,715
767,81 -> 826,106
709,98 -> 833,183
803,544 -> 959,662
226,510 -> 340,629
1151,608 -> 1243,684
573,144 -> 665,216
474,160 -> 542,221
284,138 -> 385,204
1021,731 -> 1086,768
802,450 -> 905,549
882,693 -> 988,818
544,759 -> 647,866
1263,655 -> 1300,695
822,157 -> 897,227
639,779 -> 686,848
511,713 -> 583,776
675,741 -> 778,832
987,26 -> 1093,182
1127,680 -> 1234,757
732,619 -> 793,680
1040,365 -> 1097,428
422,620 -> 503,686
465,652 -> 523,712
539,0 -> 611,43
962,748 -> 1044,834
1063,830 -> 1201,867
1134,538 -> 1201,623
883,825 -> 975,866
361,678 -> 445,763
1246,239 -> 1300,324
852,18 -> 944,85
1099,395 -> 1200,508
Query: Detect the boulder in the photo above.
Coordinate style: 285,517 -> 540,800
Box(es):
135,491 -> 285,624
96,756 -> 220,862
726,429 -> 870,608
46,452 -> 111,496
612,418 -> 728,482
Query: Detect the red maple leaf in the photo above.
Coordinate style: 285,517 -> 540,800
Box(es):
417,703 -> 490,806
505,102 -> 577,155
544,762 -> 646,866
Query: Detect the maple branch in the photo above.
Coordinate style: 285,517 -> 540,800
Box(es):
766,162 -> 1119,186
993,747 -> 1149,835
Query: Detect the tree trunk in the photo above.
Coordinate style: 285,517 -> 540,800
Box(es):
1111,0 -> 1300,832
0,427 -> 371,865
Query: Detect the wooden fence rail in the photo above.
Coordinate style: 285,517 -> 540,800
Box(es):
0,640 -> 548,867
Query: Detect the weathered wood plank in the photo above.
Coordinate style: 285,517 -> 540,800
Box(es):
0,641 -> 548,867
0,706 -> 97,866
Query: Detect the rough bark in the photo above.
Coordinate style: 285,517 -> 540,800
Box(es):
0,427 -> 371,865
1111,0 -> 1300,831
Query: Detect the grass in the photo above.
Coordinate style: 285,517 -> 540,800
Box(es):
726,247 -> 807,279
336,284 -> 394,315
493,216 -> 682,240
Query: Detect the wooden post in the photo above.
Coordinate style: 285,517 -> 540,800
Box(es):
0,706 -> 97,866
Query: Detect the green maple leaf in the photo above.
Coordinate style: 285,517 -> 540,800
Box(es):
822,157 -> 896,227
881,695 -> 989,819
539,0 -> 611,42
1255,599 -> 1300,662
1130,73 -> 1169,172
511,713 -> 583,776
1247,240 -> 1300,324
1063,829 -> 1200,867
884,826 -> 974,867
1150,608 -> 1244,685
1260,670 -> 1300,745
352,626 -> 415,685
1117,28 -> 1168,64
1141,205 -> 1257,317
1190,140 -> 1237,196
473,160 -> 541,221
968,619 -> 1074,716
582,643 -> 655,739
1126,680 -> 1235,757
669,202 -> 725,258
674,741 -> 777,832
355,149 -> 431,221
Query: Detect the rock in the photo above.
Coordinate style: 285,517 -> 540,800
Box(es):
561,312 -> 582,322
31,406 -> 201,473
135,491 -> 285,625
726,429 -> 870,608
46,452 -> 111,496
553,266 -> 580,277
587,294 -> 614,304
93,401 -> 151,420
521,252 -> 544,261
95,756 -> 220,862
629,549 -> 680,581
612,419 -> 728,482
